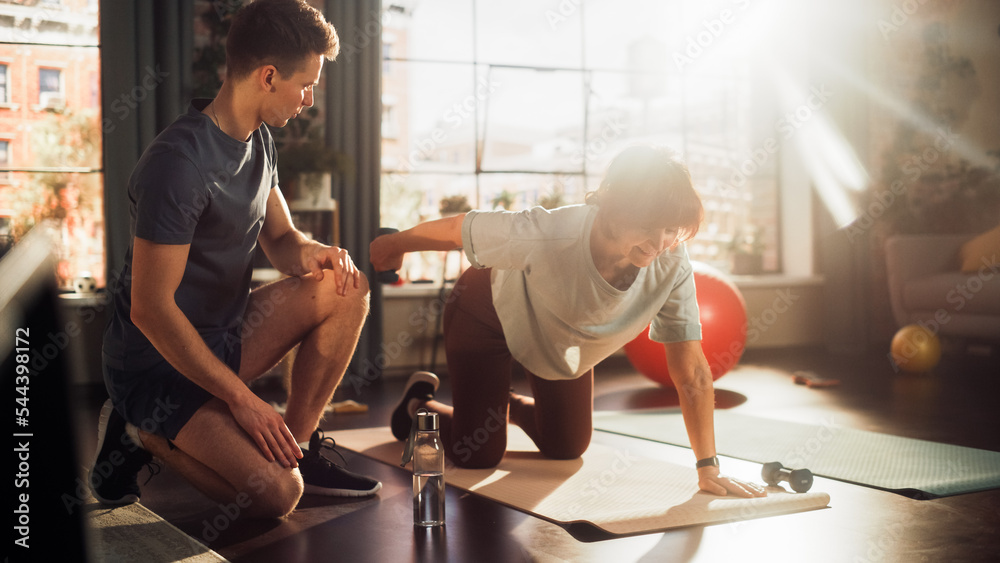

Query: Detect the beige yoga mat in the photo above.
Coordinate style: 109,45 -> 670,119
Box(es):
331,426 -> 830,536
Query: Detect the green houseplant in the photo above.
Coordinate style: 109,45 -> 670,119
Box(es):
491,189 -> 516,211
729,224 -> 765,275
439,194 -> 472,216
537,190 -> 566,210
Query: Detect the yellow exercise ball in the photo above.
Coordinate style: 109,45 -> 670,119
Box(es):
890,325 -> 941,373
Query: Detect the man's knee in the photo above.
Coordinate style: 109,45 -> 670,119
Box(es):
244,469 -> 304,519
355,270 -> 371,295
319,270 -> 370,316
354,271 -> 371,315
343,270 -> 370,299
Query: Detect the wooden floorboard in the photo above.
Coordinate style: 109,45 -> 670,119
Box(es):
73,345 -> 1000,562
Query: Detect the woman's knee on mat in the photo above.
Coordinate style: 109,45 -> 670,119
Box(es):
447,431 -> 507,469
448,445 -> 505,469
536,429 -> 591,460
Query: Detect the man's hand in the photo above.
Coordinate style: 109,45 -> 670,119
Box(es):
228,391 -> 303,468
258,188 -> 361,295
697,465 -> 767,497
300,242 -> 361,296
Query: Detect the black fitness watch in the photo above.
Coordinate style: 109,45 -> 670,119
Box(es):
696,456 -> 719,469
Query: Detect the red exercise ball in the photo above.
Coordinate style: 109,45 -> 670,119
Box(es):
624,261 -> 748,387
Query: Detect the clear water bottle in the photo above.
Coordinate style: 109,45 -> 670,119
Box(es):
411,410 -> 445,527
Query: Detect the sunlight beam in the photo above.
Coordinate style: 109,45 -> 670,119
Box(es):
817,54 -> 995,170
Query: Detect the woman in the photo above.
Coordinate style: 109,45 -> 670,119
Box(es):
371,145 -> 764,497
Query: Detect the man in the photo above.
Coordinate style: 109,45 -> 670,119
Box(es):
91,0 -> 378,519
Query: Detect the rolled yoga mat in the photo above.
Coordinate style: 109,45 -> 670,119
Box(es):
330,425 -> 830,536
593,410 -> 1000,499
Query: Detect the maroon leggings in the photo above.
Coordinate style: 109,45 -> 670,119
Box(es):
436,267 -> 593,468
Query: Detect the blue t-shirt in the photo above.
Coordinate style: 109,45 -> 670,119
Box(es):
103,99 -> 277,371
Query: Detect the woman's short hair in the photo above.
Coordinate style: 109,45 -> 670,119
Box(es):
586,145 -> 704,243
226,0 -> 340,80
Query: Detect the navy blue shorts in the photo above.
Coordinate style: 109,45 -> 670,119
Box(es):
103,327 -> 242,440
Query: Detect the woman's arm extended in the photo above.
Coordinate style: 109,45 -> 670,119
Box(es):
370,212 -> 466,273
665,340 -> 766,498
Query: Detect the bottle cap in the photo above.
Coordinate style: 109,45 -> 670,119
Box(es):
416,410 -> 438,431
401,408 -> 439,467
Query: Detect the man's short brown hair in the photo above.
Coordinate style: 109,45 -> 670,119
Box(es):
226,0 -> 339,80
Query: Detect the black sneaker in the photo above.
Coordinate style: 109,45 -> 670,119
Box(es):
391,371 -> 440,441
89,399 -> 154,505
300,429 -> 382,497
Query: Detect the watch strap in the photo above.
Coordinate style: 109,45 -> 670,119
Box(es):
696,455 -> 719,469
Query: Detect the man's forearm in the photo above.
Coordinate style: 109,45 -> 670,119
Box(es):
265,228 -> 314,276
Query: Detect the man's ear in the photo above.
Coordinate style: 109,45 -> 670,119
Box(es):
257,65 -> 278,93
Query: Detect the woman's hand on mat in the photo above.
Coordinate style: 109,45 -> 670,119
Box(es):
230,393 -> 303,469
698,467 -> 768,497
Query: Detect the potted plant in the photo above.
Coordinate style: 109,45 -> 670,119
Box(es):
537,190 -> 566,210
729,224 -> 765,275
491,190 -> 516,210
439,194 -> 472,216
274,107 -> 353,208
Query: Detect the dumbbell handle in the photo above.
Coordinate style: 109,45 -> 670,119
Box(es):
762,461 -> 814,493
374,228 -> 400,284
376,270 -> 399,284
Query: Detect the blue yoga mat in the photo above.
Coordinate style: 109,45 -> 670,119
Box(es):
593,410 -> 1000,498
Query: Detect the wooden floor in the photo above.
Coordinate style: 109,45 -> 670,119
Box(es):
73,345 -> 1000,563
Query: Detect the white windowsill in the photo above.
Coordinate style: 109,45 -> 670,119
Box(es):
728,274 -> 825,289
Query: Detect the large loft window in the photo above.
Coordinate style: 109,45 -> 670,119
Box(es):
380,0 -> 780,281
0,1 -> 102,287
